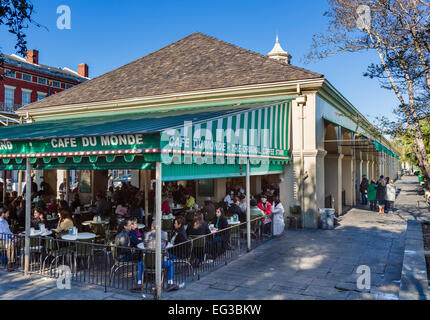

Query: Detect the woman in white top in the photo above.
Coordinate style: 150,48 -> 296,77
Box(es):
385,180 -> 396,213
271,198 -> 285,236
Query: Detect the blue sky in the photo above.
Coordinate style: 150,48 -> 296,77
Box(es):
0,0 -> 399,121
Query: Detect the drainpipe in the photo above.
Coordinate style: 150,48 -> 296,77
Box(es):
296,85 -> 307,229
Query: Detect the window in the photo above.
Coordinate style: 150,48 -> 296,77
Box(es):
38,77 -> 47,85
4,88 -> 15,111
65,83 -> 73,89
37,92 -> 46,101
22,90 -> 31,106
22,73 -> 32,82
4,69 -> 16,78
52,81 -> 61,88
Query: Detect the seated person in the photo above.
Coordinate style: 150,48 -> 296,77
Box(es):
31,207 -> 45,229
51,209 -> 74,234
187,213 -> 211,236
46,199 -> 58,214
115,218 -> 144,291
70,194 -> 81,212
169,216 -> 189,259
129,218 -> 143,247
128,199 -> 141,219
161,195 -> 171,215
115,201 -> 128,217
0,207 -> 19,271
228,197 -> 245,222
143,222 -> 178,292
184,192 -> 195,209
92,193 -> 110,217
203,199 -> 216,222
210,208 -> 230,256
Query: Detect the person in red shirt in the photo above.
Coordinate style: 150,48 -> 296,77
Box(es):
257,194 -> 272,236
161,195 -> 171,215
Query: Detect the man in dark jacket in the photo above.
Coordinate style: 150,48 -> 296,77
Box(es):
360,175 -> 369,205
228,197 -> 245,222
376,175 -> 386,214
169,216 -> 189,258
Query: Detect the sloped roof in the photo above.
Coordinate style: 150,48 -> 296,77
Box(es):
1,54 -> 88,83
19,32 -> 323,111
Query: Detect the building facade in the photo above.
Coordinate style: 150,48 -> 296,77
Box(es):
5,33 -> 399,228
0,49 -> 89,113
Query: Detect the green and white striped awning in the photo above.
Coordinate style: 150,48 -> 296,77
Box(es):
0,100 -> 292,179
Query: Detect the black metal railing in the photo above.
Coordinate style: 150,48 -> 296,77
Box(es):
0,217 -> 273,298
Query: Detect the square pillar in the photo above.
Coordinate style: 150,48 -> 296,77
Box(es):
324,153 -> 343,216
342,156 -> 354,206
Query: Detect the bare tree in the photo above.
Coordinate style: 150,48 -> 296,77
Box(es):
307,0 -> 430,188
0,0 -> 34,56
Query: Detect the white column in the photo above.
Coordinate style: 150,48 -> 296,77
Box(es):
324,154 -> 343,215
246,160 -> 251,252
155,162 -> 162,299
24,158 -> 31,275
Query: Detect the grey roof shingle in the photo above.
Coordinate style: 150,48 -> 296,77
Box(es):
19,32 -> 323,111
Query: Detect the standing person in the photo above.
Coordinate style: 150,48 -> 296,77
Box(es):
271,198 -> 285,237
359,175 -> 369,205
0,208 -> 19,271
367,180 -> 378,212
385,180 -> 397,213
257,195 -> 272,235
376,176 -> 386,215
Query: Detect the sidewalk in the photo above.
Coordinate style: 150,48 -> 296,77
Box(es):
0,176 -> 427,300
164,175 -> 429,300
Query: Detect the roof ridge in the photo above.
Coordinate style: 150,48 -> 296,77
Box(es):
191,32 -> 323,78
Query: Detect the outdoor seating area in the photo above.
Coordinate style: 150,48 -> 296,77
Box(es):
0,174 -> 284,297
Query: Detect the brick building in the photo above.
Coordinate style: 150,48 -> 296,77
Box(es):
0,49 -> 89,113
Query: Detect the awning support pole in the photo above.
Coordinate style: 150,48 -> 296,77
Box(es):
2,171 -> 6,203
144,170 -> 149,227
17,170 -> 23,196
65,170 -> 70,204
155,162 -> 162,299
24,158 -> 31,275
246,159 -> 251,252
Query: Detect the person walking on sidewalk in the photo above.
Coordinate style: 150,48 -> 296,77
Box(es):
367,179 -> 377,211
376,175 -> 386,215
385,180 -> 396,213
360,175 -> 369,205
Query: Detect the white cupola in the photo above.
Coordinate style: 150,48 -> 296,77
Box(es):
267,35 -> 292,64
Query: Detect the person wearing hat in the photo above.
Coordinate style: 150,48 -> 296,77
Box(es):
257,194 -> 272,235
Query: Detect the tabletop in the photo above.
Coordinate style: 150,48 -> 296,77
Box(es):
82,220 -> 109,226
61,232 -> 96,241
137,242 -> 173,250
137,224 -> 145,229
28,230 -> 53,237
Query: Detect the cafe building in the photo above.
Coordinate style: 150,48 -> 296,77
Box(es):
0,32 -> 399,296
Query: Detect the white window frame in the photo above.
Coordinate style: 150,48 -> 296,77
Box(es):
22,73 -> 32,82
22,88 -> 32,106
4,85 -> 16,111
37,91 -> 47,101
